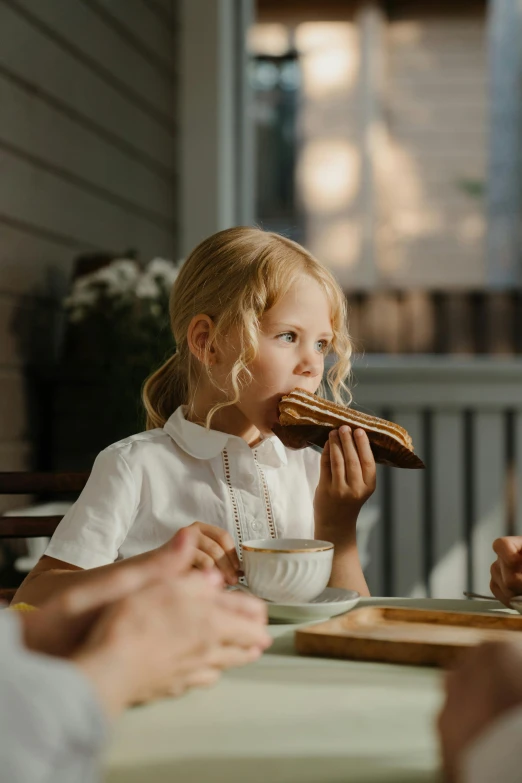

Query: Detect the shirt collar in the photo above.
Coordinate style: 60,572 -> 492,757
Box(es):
164,406 -> 287,468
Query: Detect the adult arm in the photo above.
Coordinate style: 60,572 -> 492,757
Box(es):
461,708 -> 522,783
0,612 -> 107,783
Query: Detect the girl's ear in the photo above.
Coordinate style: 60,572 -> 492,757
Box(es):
187,314 -> 216,365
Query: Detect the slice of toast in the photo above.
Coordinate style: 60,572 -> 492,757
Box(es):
274,388 -> 425,469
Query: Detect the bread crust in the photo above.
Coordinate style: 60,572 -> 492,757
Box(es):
274,388 -> 425,470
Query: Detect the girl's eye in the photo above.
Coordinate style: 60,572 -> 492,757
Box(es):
278,332 -> 296,343
315,340 -> 330,353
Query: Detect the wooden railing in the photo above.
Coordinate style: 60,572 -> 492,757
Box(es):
350,357 -> 522,597
347,291 -> 522,355
3,356 -> 522,600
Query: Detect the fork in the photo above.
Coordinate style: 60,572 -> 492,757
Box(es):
463,591 -> 498,601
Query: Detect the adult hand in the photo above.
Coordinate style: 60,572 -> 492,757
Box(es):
160,521 -> 242,585
438,641 -> 522,782
490,536 -> 522,606
22,526 -> 200,657
73,570 -> 271,716
314,427 -> 376,547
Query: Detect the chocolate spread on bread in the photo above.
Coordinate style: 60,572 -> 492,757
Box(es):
273,388 -> 425,469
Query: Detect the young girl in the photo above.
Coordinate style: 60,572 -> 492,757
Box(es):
15,227 -> 376,606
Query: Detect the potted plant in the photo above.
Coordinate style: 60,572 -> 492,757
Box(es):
50,256 -> 182,470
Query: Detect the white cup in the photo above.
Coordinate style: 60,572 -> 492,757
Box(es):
241,538 -> 334,604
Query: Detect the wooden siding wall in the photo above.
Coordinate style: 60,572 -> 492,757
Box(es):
0,0 -> 178,511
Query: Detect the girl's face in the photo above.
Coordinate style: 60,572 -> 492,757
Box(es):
221,275 -> 334,435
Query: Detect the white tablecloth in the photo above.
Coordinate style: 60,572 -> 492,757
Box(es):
104,597 -> 510,783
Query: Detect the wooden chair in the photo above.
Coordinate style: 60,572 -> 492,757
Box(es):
0,472 -> 90,604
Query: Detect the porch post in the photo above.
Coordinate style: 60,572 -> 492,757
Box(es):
178,0 -> 255,256
357,2 -> 386,288
487,0 -> 522,286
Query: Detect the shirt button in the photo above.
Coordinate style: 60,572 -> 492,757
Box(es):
250,520 -> 260,532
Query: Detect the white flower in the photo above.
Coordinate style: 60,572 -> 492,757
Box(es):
73,276 -> 93,290
147,257 -> 181,287
63,256 -> 178,317
110,259 -> 141,283
135,274 -> 161,299
64,287 -> 98,309
67,259 -> 139,298
92,261 -> 139,296
68,307 -> 87,323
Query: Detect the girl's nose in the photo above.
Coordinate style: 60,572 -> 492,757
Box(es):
299,366 -> 320,378
295,351 -> 322,378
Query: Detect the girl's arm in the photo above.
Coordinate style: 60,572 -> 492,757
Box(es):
14,521 -> 243,607
313,426 -> 376,596
327,542 -> 369,595
13,445 -> 156,607
13,551 -> 155,607
14,444 -> 244,606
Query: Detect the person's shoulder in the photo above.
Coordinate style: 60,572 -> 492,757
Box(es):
103,427 -> 168,450
97,428 -> 177,467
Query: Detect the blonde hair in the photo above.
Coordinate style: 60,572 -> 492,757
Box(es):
142,227 -> 352,430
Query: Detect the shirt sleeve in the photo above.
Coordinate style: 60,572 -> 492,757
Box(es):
461,707 -> 522,783
0,612 -> 108,783
45,445 -> 138,569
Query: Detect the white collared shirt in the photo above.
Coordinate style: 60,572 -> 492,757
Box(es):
45,406 -> 321,569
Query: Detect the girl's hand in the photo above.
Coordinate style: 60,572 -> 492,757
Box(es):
313,426 -> 376,547
160,521 -> 241,586
490,536 -> 522,607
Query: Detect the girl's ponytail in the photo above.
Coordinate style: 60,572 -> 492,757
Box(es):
142,351 -> 187,430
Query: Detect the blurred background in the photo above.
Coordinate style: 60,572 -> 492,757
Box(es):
0,0 -> 521,598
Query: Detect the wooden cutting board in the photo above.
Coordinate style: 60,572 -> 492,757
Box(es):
295,606 -> 522,667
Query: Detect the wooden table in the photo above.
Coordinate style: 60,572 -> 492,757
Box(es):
104,597 -> 510,783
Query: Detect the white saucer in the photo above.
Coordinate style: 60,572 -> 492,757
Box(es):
234,585 -> 360,623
